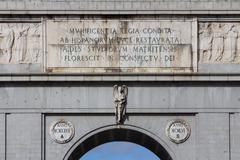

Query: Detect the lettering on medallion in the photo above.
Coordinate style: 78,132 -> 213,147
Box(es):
49,120 -> 75,144
166,119 -> 191,144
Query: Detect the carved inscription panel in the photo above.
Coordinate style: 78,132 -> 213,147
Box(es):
0,23 -> 42,64
199,23 -> 240,63
47,19 -> 195,73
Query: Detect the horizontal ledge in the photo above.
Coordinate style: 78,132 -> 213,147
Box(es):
1,10 -> 240,15
1,73 -> 240,81
0,108 -> 239,114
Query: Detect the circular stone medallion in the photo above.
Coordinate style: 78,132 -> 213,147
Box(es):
166,119 -> 191,144
50,120 -> 75,144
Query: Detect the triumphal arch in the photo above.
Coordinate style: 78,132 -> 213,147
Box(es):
0,1 -> 240,160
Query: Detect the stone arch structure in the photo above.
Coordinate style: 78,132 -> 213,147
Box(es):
63,125 -> 175,160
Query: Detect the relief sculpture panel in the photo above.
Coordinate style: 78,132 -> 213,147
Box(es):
199,23 -> 240,63
0,23 -> 42,64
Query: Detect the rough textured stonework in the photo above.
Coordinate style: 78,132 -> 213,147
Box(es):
199,22 -> 240,63
0,23 -> 42,64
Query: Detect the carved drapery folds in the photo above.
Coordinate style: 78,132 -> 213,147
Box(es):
0,23 -> 42,64
199,23 -> 240,63
1,21 -> 240,69
113,85 -> 128,124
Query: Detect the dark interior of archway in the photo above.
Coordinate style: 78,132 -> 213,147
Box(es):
68,128 -> 173,160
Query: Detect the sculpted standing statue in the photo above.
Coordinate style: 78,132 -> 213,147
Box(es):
113,85 -> 128,124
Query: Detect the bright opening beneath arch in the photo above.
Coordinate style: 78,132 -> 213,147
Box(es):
80,141 -> 161,160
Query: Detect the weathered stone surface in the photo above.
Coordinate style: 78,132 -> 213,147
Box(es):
46,19 -> 196,73
0,23 -> 42,64
231,113 -> 240,160
45,115 -> 196,160
6,114 -> 41,160
196,113 -> 229,160
0,1 -> 238,15
166,119 -> 191,144
0,1 -> 239,160
0,114 -> 5,160
199,22 -> 240,64
49,120 -> 75,144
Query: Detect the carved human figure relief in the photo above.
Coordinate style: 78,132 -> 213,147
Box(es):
113,85 -> 128,124
211,23 -> 225,62
222,24 -> 238,62
199,22 -> 240,63
27,23 -> 41,63
0,23 -> 42,64
15,24 -> 30,63
0,24 -> 14,63
199,23 -> 213,63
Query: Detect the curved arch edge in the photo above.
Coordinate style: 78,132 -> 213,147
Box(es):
63,125 -> 177,160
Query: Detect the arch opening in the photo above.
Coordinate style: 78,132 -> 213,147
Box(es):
80,141 -> 161,160
66,128 -> 173,160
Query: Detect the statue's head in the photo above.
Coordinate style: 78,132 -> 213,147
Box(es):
113,85 -> 128,98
